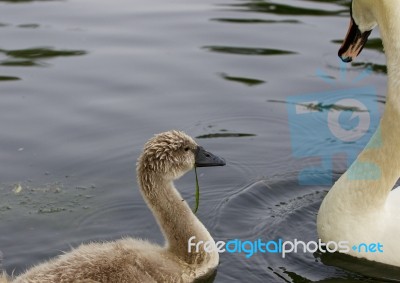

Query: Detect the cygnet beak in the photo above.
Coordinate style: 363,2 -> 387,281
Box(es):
195,146 -> 226,167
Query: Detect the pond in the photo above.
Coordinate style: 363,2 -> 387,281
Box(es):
0,0 -> 398,282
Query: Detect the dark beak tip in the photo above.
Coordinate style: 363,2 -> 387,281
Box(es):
339,55 -> 353,63
215,158 -> 226,167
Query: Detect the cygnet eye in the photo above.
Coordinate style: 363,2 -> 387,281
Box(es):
184,147 -> 190,152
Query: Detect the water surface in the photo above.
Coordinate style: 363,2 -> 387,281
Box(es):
0,0 -> 396,282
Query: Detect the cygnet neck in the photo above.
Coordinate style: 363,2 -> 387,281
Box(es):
138,170 -> 215,264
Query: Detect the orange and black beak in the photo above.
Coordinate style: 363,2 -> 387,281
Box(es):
338,12 -> 372,62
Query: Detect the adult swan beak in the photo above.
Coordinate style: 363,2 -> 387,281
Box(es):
338,16 -> 372,62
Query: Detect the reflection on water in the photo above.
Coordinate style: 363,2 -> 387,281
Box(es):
0,0 -> 55,3
268,99 -> 370,113
196,132 -> 256,139
219,73 -> 265,86
320,252 -> 400,282
351,62 -> 387,75
0,0 -> 395,282
203,46 -> 296,56
363,38 -> 384,53
0,76 -> 20,81
0,47 -> 86,67
17,23 -> 40,28
211,18 -> 301,24
0,23 -> 40,28
1,47 -> 86,59
303,0 -> 349,6
223,1 -> 347,16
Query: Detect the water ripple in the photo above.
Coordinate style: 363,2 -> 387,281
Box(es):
221,1 -> 348,16
210,18 -> 301,24
203,45 -> 296,56
0,47 -> 87,67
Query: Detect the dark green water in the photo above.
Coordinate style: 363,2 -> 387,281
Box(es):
0,0 -> 398,282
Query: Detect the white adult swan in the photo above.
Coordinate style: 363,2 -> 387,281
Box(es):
317,0 -> 400,267
1,130 -> 225,283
